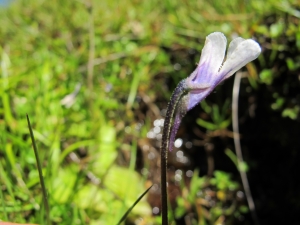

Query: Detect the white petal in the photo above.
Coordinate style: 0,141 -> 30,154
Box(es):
199,32 -> 227,75
227,37 -> 245,57
221,39 -> 261,79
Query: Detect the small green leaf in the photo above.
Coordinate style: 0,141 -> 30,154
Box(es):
282,106 -> 299,120
200,100 -> 212,114
52,166 -> 78,203
271,97 -> 285,110
196,118 -> 217,130
238,162 -> 249,172
270,22 -> 284,38
219,119 -> 231,129
239,205 -> 249,213
259,69 -> 273,85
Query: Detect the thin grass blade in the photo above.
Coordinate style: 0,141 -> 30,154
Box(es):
116,185 -> 152,225
26,115 -> 50,225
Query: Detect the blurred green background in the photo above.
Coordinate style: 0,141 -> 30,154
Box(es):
0,0 -> 299,224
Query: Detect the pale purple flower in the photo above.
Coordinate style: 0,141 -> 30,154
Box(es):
169,32 -> 261,151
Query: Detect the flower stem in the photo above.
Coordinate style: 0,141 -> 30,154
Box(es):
232,72 -> 260,225
161,79 -> 187,225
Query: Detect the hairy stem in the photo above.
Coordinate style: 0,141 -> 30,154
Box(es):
161,79 -> 187,225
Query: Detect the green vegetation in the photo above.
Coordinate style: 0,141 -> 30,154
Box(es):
1,0 -> 299,224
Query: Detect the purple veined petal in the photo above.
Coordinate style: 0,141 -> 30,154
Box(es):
168,32 -> 261,151
186,32 -> 227,112
190,32 -> 227,84
221,39 -> 261,80
187,87 -> 212,111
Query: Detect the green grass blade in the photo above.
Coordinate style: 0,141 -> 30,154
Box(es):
116,185 -> 152,225
0,167 -> 8,220
129,139 -> 137,171
26,114 -> 51,225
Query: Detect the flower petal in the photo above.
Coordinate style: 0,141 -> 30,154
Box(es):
187,87 -> 211,111
170,87 -> 212,151
221,39 -> 261,80
190,32 -> 227,83
227,37 -> 245,57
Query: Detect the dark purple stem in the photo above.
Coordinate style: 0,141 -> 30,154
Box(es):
161,79 -> 187,225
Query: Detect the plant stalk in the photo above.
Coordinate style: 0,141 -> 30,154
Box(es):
232,73 -> 259,225
161,80 -> 187,225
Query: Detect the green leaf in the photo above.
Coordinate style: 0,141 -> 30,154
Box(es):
52,165 -> 79,203
282,106 -> 300,120
219,119 -> 231,129
259,69 -> 273,85
200,100 -> 212,114
270,22 -> 284,38
196,118 -> 217,130
238,162 -> 249,173
91,125 -> 117,177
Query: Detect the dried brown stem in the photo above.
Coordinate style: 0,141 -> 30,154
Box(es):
232,72 -> 260,225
